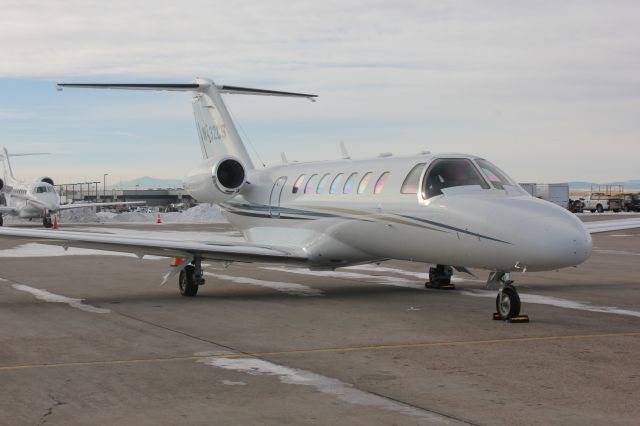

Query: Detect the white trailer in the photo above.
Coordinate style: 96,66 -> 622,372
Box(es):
518,182 -> 570,209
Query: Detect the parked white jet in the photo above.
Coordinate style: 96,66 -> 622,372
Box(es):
0,146 -> 142,227
0,78 -> 636,321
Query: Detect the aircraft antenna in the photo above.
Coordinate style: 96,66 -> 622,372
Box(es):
225,102 -> 267,168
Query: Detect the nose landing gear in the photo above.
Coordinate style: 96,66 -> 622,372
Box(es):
490,272 -> 529,323
42,214 -> 53,228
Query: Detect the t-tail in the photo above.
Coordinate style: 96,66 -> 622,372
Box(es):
0,146 -> 16,185
56,79 -> 317,170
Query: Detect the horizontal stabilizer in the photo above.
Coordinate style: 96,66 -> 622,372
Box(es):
56,82 -> 317,100
56,83 -> 199,92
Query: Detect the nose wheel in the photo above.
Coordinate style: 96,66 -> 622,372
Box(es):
491,272 -> 529,323
43,215 -> 53,228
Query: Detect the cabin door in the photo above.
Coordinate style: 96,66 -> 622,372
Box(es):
269,176 -> 287,218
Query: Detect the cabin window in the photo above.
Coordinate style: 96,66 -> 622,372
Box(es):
400,163 -> 426,194
330,174 -> 344,194
343,173 -> 357,194
374,172 -> 390,194
358,172 -> 372,194
304,174 -> 318,194
475,159 -> 512,190
422,159 -> 489,199
316,173 -> 331,194
292,174 -> 306,194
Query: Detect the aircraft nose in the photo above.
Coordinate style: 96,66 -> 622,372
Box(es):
526,211 -> 592,268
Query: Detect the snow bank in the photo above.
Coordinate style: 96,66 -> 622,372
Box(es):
5,203 -> 228,225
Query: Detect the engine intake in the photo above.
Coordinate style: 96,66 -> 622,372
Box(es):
215,158 -> 245,193
184,156 -> 247,203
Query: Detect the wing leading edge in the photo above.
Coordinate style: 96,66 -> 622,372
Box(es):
0,228 -> 308,265
583,218 -> 640,234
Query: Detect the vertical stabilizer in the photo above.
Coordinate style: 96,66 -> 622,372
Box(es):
0,147 -> 16,185
191,79 -> 254,167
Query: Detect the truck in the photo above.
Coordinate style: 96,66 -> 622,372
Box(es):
620,193 -> 640,212
582,192 -> 618,213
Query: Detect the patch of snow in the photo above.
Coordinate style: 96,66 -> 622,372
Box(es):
11,284 -> 110,314
200,357 -> 449,422
204,272 -> 323,297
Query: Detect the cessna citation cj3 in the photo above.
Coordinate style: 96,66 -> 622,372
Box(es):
0,146 -> 141,227
1,78 -> 632,322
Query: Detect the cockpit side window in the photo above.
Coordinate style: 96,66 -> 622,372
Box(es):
400,163 -> 426,194
475,159 -> 512,190
422,159 -> 489,199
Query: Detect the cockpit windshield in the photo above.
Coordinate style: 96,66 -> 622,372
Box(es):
422,159 -> 489,199
475,159 -> 514,190
35,186 -> 48,193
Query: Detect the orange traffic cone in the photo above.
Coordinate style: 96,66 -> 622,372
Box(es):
156,213 -> 162,224
170,257 -> 184,267
53,216 -> 59,229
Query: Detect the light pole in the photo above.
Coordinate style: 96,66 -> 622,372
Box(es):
103,173 -> 108,201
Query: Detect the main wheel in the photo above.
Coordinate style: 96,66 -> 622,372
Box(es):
427,265 -> 452,288
596,204 -> 604,213
179,265 -> 199,297
0,215 -> 3,226
496,285 -> 521,320
43,217 -> 53,228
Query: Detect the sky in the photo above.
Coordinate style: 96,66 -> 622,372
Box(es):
0,0 -> 638,185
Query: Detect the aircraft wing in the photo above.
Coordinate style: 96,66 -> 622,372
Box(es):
0,228 -> 308,265
56,201 -> 145,211
583,218 -> 640,233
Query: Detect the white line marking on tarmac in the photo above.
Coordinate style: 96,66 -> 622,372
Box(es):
204,272 -> 323,297
10,284 -> 111,314
460,289 -> 640,318
0,243 -> 164,259
200,357 -> 450,423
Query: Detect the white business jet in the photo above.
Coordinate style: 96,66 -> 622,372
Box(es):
0,78 -> 635,321
0,146 -> 141,227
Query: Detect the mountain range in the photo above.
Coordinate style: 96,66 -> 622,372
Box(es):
112,176 -> 183,189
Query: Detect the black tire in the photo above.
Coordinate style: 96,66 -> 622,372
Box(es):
596,204 -> 604,213
427,265 -> 452,288
179,265 -> 199,297
43,217 -> 53,228
0,215 -> 3,226
495,285 -> 521,320
590,209 -> 595,213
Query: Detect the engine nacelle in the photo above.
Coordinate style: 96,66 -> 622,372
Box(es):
37,177 -> 55,186
183,156 -> 247,203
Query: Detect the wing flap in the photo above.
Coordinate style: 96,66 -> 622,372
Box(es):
0,228 -> 308,265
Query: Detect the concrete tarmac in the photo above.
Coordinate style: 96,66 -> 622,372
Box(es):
0,217 -> 639,425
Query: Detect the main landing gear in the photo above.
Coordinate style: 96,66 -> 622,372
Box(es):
0,215 -> 3,227
178,255 -> 205,297
426,264 -> 455,289
42,213 -> 53,228
488,271 -> 529,323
